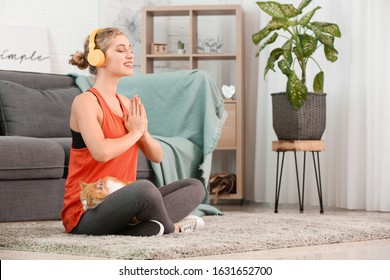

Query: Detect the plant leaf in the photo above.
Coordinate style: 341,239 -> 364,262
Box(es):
313,71 -> 324,93
252,28 -> 270,45
324,45 -> 339,62
315,32 -> 335,48
299,34 -> 317,58
257,2 -> 286,18
264,48 -> 284,78
297,0 -> 312,12
278,51 -> 293,75
298,6 -> 321,26
255,32 -> 278,57
280,4 -> 300,18
281,39 -> 293,51
252,19 -> 285,45
311,22 -> 342,37
257,1 -> 300,18
268,18 -> 288,29
286,72 -> 308,109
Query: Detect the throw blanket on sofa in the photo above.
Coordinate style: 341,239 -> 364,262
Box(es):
71,70 -> 226,212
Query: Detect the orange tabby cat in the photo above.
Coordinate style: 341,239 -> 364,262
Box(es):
80,176 -> 132,211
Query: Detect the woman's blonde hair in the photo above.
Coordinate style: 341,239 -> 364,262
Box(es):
68,27 -> 124,74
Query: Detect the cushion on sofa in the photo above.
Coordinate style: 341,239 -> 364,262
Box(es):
0,70 -> 77,89
0,136 -> 65,180
0,80 -> 80,137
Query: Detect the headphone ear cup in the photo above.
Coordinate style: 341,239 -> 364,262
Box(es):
87,48 -> 105,67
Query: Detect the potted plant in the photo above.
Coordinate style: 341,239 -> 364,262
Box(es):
177,40 -> 185,54
252,0 -> 341,140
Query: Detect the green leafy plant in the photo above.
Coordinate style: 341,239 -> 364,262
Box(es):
252,0 -> 341,109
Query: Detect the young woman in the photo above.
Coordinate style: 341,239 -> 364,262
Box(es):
62,27 -> 206,236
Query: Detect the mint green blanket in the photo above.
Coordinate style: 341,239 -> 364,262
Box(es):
71,70 -> 226,215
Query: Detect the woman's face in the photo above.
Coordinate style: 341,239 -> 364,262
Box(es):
104,34 -> 134,76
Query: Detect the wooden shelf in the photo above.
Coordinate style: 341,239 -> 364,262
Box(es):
142,4 -> 245,203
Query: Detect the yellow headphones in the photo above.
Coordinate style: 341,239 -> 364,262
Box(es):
87,28 -> 105,67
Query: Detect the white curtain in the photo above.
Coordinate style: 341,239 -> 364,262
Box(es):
167,0 -> 390,211
248,0 -> 390,211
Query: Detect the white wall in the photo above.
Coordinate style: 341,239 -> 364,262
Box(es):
0,0 -> 99,74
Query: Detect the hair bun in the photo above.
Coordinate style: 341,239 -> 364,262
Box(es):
68,51 -> 89,70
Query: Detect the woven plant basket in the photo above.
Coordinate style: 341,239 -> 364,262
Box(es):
271,92 -> 326,140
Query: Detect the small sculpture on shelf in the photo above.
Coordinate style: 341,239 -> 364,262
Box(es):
203,37 -> 223,53
222,85 -> 235,100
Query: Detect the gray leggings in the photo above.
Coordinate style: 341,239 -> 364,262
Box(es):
71,178 -> 205,235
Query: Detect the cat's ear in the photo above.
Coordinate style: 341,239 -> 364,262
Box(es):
80,180 -> 87,189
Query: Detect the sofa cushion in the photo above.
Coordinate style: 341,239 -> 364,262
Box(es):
0,70 -> 77,89
0,80 -> 80,137
0,136 -> 65,180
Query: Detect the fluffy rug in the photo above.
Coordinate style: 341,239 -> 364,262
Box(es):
1,211 -> 390,260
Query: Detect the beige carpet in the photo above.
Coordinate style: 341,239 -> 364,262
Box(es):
1,211 -> 390,260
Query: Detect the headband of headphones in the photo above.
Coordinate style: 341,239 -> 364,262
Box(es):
88,28 -> 103,50
87,28 -> 105,67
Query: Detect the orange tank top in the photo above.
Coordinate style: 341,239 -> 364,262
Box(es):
61,88 -> 138,233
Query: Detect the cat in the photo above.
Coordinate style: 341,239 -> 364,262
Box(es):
79,176 -> 132,211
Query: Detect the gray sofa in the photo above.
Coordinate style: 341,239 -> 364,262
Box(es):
0,70 -> 154,222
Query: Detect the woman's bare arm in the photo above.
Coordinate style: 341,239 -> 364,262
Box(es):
70,92 -> 145,162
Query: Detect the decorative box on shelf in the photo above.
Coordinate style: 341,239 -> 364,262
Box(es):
151,43 -> 168,55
